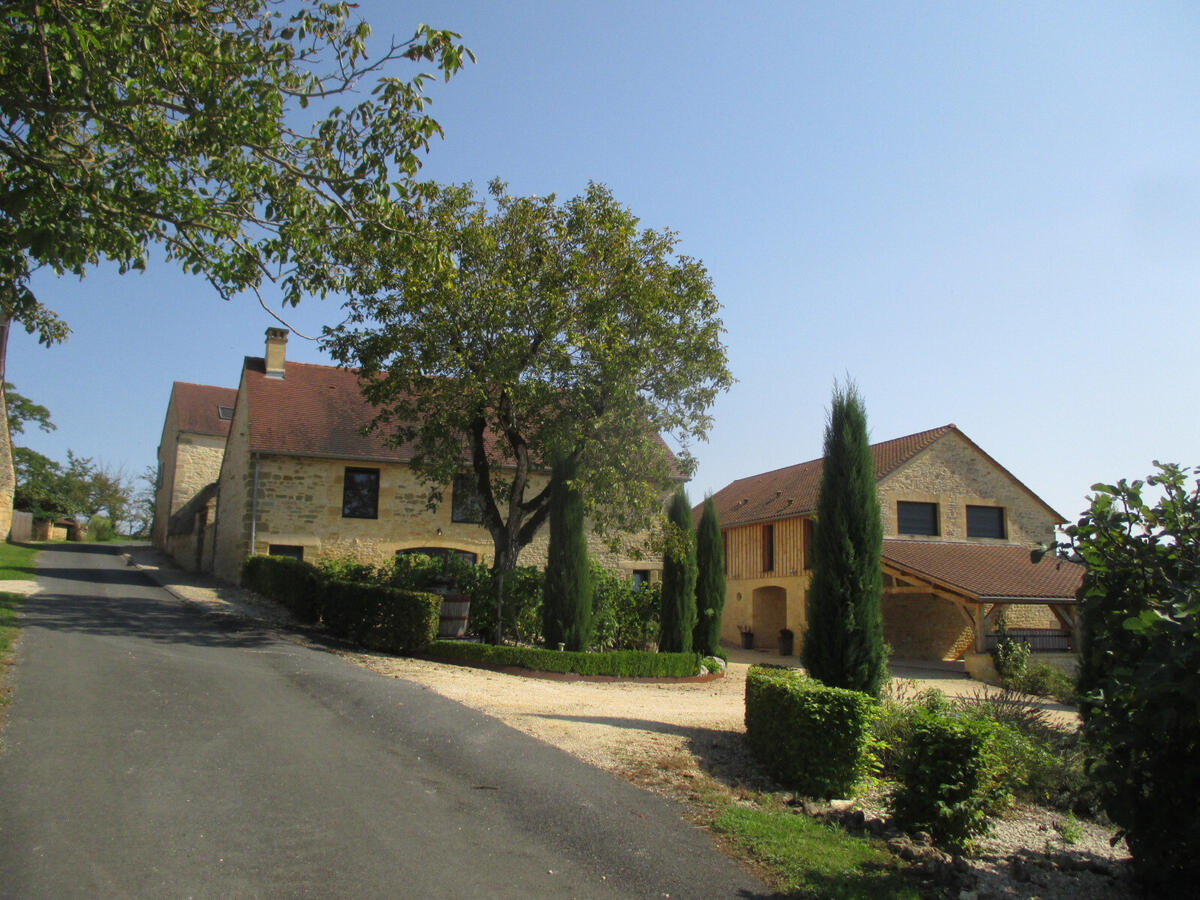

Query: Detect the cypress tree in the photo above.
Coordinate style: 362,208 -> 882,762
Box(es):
542,455 -> 594,651
693,496 -> 726,656
801,381 -> 887,696
659,485 -> 698,652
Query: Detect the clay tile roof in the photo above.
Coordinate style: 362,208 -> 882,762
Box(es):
707,425 -> 955,527
243,358 -> 419,461
172,382 -> 238,437
882,540 -> 1084,601
240,355 -> 681,473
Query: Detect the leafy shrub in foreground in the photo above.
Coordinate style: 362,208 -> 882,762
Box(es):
744,665 -> 875,799
1056,463 -> 1200,892
889,707 -> 1009,848
874,684 -> 1097,816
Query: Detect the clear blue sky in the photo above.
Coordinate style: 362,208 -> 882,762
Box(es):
14,1 -> 1200,525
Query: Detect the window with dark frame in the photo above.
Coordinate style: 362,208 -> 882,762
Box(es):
762,523 -> 775,573
268,544 -> 304,561
631,569 -> 651,589
897,501 -> 939,535
217,405 -> 234,420
802,517 -> 815,570
451,473 -> 484,524
966,505 -> 1006,539
342,467 -> 380,519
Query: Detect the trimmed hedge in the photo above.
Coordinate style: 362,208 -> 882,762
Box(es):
425,641 -> 704,678
241,554 -> 325,623
241,555 -> 439,653
744,665 -> 875,799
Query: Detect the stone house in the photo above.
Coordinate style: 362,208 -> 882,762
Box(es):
198,329 -> 659,584
152,381 -> 237,570
707,425 -> 1084,665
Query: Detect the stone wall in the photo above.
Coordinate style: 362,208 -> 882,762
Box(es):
153,393 -> 226,550
877,431 -> 1061,547
151,399 -> 180,548
212,378 -> 254,582
882,592 -> 975,661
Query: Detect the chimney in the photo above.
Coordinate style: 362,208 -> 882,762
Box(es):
264,327 -> 288,379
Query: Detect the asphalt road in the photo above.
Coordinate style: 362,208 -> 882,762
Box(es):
0,545 -> 767,898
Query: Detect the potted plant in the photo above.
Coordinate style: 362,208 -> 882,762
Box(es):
738,624 -> 754,650
778,627 -> 794,656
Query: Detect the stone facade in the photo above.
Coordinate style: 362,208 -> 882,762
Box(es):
882,592 -> 975,661
716,428 -> 1070,660
211,368 -> 653,582
152,387 -> 230,552
876,430 -> 1059,548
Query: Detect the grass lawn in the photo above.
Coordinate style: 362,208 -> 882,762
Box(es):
0,542 -> 40,696
709,799 -> 926,899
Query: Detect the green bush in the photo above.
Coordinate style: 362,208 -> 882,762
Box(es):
1007,662 -> 1077,704
591,566 -> 661,651
87,515 -> 117,542
1058,463 -> 1200,892
744,666 -> 875,799
464,565 -> 544,645
425,641 -> 702,677
874,685 -> 1099,817
888,706 -> 1009,848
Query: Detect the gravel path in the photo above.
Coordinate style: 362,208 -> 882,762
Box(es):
125,545 -> 1136,899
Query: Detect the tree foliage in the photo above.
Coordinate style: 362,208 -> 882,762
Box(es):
542,455 -> 594,651
801,381 -> 887,697
692,496 -> 725,655
659,485 -> 697,653
4,382 -> 53,435
0,1 -> 471,536
1,0 -> 472,341
1049,463 -> 1200,891
14,447 -> 135,528
324,180 -> 731,575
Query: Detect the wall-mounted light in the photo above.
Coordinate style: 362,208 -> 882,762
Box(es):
436,527 -> 443,536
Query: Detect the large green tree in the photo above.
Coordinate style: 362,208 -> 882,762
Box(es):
324,180 -> 731,581
659,485 -> 697,653
0,0 -> 472,536
1046,463 -> 1200,891
542,455 -> 594,651
801,382 -> 887,697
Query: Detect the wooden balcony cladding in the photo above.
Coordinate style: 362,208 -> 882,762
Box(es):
724,516 -> 809,579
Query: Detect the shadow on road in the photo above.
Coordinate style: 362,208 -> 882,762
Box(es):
21,589 -> 275,650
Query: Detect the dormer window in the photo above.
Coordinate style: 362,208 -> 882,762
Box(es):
217,405 -> 234,420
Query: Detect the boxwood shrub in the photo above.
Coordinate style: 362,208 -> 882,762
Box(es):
240,554 -> 325,623
744,665 -> 875,799
426,641 -> 703,678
